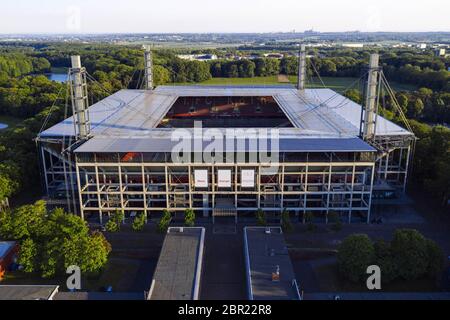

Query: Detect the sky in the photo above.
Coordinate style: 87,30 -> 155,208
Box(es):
0,0 -> 449,34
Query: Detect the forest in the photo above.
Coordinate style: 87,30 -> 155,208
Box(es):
0,43 -> 448,210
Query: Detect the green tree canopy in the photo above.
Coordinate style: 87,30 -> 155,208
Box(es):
337,234 -> 375,282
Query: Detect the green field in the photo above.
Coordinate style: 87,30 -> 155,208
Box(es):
182,76 -> 417,93
187,76 -> 282,86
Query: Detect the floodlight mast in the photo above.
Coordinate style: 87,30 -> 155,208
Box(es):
362,53 -> 380,141
144,45 -> 153,90
70,55 -> 90,140
297,44 -> 307,91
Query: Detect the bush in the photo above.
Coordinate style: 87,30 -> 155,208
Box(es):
132,213 -> 146,232
18,238 -> 37,273
112,209 -> 125,230
281,210 -> 293,233
184,209 -> 195,227
157,210 -> 171,233
391,229 -> 429,280
105,219 -> 119,233
337,234 -> 375,282
374,239 -> 398,283
256,209 -> 266,226
425,239 -> 445,279
338,230 -> 445,285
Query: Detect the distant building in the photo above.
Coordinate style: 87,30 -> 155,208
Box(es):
177,54 -> 218,61
263,53 -> 284,59
418,43 -> 427,49
435,48 -> 446,57
342,43 -> 364,48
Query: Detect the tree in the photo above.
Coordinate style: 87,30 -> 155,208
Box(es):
153,65 -> 170,86
280,57 -> 298,75
132,213 -> 146,232
184,209 -> 195,227
105,219 -> 119,233
5,200 -> 47,240
320,59 -> 337,75
391,229 -> 428,280
7,203 -> 112,278
157,209 -> 172,233
407,98 -> 424,118
80,231 -> 111,273
344,89 -> 362,104
396,93 -> 409,114
374,239 -> 398,283
281,210 -> 293,232
337,234 -> 375,282
18,238 -> 37,273
111,209 -> 124,231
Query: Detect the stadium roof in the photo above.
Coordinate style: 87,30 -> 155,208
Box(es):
39,86 -> 412,154
74,137 -> 376,153
39,86 -> 413,139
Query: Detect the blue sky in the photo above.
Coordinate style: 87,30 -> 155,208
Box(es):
0,0 -> 449,34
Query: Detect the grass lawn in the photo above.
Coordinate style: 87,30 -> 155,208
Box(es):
180,76 -> 417,93
181,75 -> 283,86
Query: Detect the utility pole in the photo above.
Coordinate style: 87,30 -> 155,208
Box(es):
362,53 -> 380,141
297,44 -> 306,91
144,45 -> 153,90
69,55 -> 90,140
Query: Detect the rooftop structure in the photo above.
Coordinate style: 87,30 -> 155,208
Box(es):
39,86 -> 410,139
244,227 -> 300,300
0,285 -> 59,300
147,227 -> 205,300
54,291 -> 145,300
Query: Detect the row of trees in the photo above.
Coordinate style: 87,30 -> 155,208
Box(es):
344,87 -> 450,124
0,201 -> 111,278
337,229 -> 445,284
0,53 -> 51,77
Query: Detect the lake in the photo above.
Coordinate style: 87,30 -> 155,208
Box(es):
46,73 -> 68,83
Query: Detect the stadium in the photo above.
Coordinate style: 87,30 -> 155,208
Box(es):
36,47 -> 415,224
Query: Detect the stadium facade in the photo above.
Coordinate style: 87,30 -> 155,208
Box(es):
36,48 -> 415,224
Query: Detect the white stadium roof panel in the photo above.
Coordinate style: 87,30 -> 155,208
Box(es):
39,86 -> 413,141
